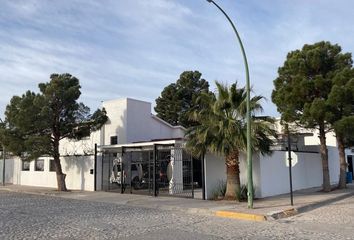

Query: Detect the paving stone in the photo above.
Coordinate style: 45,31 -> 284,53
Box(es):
1,191 -> 354,239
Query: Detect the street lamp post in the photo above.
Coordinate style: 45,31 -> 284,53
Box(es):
206,0 -> 253,208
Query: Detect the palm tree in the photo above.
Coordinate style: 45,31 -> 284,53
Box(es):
185,81 -> 276,200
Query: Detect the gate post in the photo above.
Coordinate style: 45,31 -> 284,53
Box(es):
121,147 -> 125,194
129,150 -> 133,194
201,154 -> 206,200
101,151 -> 105,191
153,144 -> 157,197
94,143 -> 97,191
191,153 -> 194,198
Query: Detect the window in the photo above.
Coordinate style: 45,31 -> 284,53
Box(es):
110,136 -> 118,145
49,159 -> 56,172
22,161 -> 30,171
35,159 -> 44,171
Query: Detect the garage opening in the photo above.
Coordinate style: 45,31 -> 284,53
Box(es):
100,142 -> 203,199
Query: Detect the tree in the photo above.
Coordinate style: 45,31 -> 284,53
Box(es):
186,81 -> 276,200
155,70 -> 211,128
1,73 -> 107,191
327,67 -> 354,188
272,41 -> 353,191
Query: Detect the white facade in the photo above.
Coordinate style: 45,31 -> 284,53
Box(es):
7,98 -> 185,191
4,97 -> 349,200
203,128 -> 342,199
100,98 -> 184,145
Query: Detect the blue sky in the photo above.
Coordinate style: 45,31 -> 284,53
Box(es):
1,0 -> 354,119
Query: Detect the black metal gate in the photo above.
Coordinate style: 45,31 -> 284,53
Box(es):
101,144 -> 194,198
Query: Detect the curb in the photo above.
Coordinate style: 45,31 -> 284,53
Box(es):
296,191 -> 354,214
214,210 -> 267,221
267,191 -> 354,220
0,187 -> 67,197
267,208 -> 298,220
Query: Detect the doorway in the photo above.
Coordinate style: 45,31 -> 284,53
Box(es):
348,155 -> 353,180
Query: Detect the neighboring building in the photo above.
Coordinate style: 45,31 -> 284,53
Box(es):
2,98 -> 352,200
346,148 -> 354,181
204,127 -> 341,199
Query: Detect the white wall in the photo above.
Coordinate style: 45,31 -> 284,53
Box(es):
303,130 -> 337,147
102,98 -> 128,145
149,116 -> 184,140
239,153 -> 262,198
328,146 -> 340,185
302,130 -> 341,185
60,131 -> 101,156
204,153 -> 226,200
95,155 -> 103,191
258,150 -> 341,198
126,98 -> 185,142
204,152 -> 262,200
126,98 -> 156,143
101,98 -> 184,145
18,156 -> 95,191
1,157 -> 21,184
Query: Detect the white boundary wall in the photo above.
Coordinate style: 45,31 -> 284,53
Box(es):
203,153 -> 262,200
9,156 -> 95,191
259,150 -> 339,198
2,157 -> 21,184
204,148 -> 340,199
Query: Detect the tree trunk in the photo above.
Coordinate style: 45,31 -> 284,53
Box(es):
224,150 -> 240,200
337,136 -> 347,189
319,124 -> 331,192
53,137 -> 67,191
54,159 -> 67,191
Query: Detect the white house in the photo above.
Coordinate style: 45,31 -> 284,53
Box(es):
2,97 -> 352,200
4,98 -> 185,192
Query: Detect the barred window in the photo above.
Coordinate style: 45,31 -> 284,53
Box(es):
22,161 -> 30,171
49,159 -> 56,172
110,136 -> 118,145
35,159 -> 44,171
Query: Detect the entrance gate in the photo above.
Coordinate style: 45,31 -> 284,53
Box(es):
101,144 -> 195,198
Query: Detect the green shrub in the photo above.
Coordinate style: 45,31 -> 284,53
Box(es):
236,184 -> 255,202
211,180 -> 226,200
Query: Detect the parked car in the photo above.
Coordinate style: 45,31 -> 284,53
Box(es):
110,158 -> 143,189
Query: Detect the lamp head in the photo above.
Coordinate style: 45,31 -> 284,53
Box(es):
206,0 -> 213,2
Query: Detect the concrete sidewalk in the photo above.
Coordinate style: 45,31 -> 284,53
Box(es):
1,184 -> 354,221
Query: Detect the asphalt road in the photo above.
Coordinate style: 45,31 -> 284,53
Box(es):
1,191 -> 354,240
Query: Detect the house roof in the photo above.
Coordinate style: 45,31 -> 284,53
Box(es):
98,139 -> 182,152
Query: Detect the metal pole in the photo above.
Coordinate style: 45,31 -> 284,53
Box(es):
201,154 -> 206,200
0,117 -> 5,186
94,143 -> 97,191
153,144 -> 157,197
191,153 -> 194,199
2,145 -> 5,186
286,124 -> 294,206
206,0 -> 253,208
121,147 -> 125,194
101,151 -> 104,191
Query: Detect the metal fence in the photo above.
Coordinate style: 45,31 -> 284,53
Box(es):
101,144 -> 196,198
